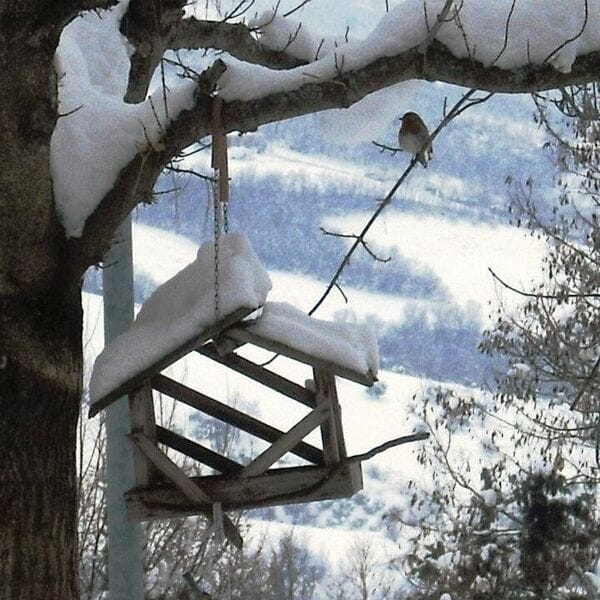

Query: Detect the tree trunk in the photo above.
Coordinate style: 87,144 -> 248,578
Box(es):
0,281 -> 83,599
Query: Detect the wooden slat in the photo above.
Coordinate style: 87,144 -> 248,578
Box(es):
225,326 -> 377,387
240,405 -> 329,478
88,306 -> 258,418
156,426 -> 243,475
198,343 -> 316,408
129,382 -> 158,486
126,461 -> 364,518
152,374 -> 324,465
313,368 -> 346,464
129,432 -> 243,549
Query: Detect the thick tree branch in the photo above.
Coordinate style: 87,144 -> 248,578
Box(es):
170,19 -> 306,69
73,41 -> 600,273
123,6 -> 600,102
34,0 -> 119,31
122,1 -> 304,103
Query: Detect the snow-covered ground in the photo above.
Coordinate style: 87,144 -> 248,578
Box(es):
321,211 -> 547,317
133,214 -> 545,330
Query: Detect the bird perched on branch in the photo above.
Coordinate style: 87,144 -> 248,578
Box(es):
398,111 -> 432,167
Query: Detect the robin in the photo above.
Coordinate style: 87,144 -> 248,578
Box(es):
398,112 -> 432,167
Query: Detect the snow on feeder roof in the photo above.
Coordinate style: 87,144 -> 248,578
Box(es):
89,233 -> 378,417
230,301 -> 378,386
89,233 -> 271,413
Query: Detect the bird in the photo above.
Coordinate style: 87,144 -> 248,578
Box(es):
398,111 -> 432,167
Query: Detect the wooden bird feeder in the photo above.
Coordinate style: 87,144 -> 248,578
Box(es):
89,302 -> 377,548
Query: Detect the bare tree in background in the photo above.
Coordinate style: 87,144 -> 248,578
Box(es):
388,83 -> 600,599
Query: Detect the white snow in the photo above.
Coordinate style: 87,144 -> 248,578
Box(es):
89,233 -> 271,403
322,212 -> 547,317
509,362 -> 533,378
132,224 -> 449,332
50,0 -> 596,236
245,301 -> 379,379
50,0 -> 600,236
51,4 -> 197,237
133,223 -> 198,285
585,570 -> 600,591
90,231 -> 382,406
218,1 -> 600,102
480,488 -> 497,507
249,10 -> 349,63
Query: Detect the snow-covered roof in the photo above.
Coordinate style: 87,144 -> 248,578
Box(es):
89,233 -> 379,416
89,233 -> 271,413
227,302 -> 378,386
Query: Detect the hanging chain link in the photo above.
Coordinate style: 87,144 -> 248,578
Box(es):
211,94 -> 230,328
213,182 -> 221,323
223,198 -> 229,234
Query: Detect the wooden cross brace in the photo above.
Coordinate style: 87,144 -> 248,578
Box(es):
128,382 -> 243,549
129,432 -> 243,550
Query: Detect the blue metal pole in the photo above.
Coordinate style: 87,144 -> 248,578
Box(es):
102,215 -> 145,599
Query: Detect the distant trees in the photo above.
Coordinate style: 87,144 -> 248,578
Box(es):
391,388 -> 599,599
390,83 -> 600,599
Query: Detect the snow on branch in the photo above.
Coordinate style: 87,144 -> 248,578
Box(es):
123,10 -> 305,103
61,0 -> 600,271
251,0 -> 597,76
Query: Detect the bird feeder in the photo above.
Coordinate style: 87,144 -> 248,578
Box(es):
88,234 -> 378,549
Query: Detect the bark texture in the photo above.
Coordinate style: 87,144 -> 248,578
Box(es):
0,284 -> 83,600
0,3 -> 82,598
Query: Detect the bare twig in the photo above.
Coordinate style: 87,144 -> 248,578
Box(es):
283,0 -> 313,18
57,104 -> 84,118
221,0 -> 255,22
571,354 -> 600,410
543,0 -> 588,65
165,165 -> 217,182
491,0 -> 517,66
488,267 -> 600,299
372,140 -> 401,155
314,37 -> 325,61
348,432 -> 430,463
163,55 -> 204,81
451,1 -> 474,61
280,21 -> 303,53
310,89 -> 492,315
334,282 -> 348,303
419,0 -> 456,53
320,227 -> 391,263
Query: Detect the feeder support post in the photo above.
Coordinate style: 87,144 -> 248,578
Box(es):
103,215 -> 145,599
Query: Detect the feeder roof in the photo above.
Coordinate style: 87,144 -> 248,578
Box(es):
227,302 -> 378,387
89,233 -> 271,413
89,233 -> 379,418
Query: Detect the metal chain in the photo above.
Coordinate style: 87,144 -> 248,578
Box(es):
223,199 -> 229,234
213,183 -> 221,323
